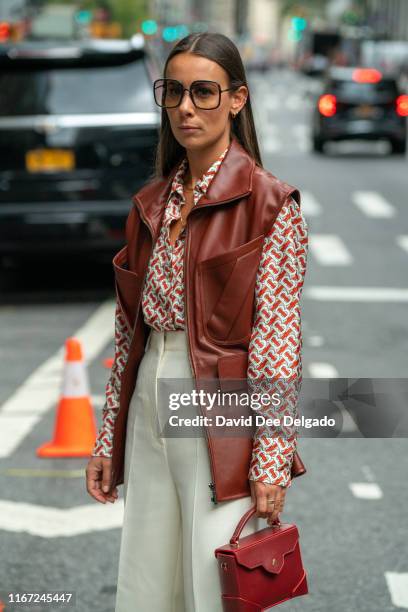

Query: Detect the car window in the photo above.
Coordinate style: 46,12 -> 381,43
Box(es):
0,59 -> 155,115
329,79 -> 398,99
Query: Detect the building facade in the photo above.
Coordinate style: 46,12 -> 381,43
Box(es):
367,0 -> 408,41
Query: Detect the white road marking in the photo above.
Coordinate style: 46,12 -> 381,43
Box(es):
396,235 -> 408,254
337,402 -> 358,433
307,335 -> 325,347
361,465 -> 376,481
292,123 -> 310,148
0,299 -> 115,458
305,286 -> 408,302
309,234 -> 353,265
308,362 -> 339,378
292,124 -> 309,137
352,191 -> 395,218
297,140 -> 310,153
265,95 -> 280,111
349,482 -> 383,499
301,191 -> 322,217
0,499 -> 123,537
286,94 -> 302,110
262,123 -> 278,139
385,572 -> 408,609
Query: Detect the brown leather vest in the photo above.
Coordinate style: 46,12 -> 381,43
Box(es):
109,137 -> 306,503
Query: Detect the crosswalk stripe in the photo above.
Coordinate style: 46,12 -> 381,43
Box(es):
0,499 -> 123,536
0,299 -> 115,458
301,191 -> 322,217
396,235 -> 408,254
349,482 -> 383,499
292,124 -> 309,137
261,123 -> 278,138
309,234 -> 353,265
352,191 -> 395,218
305,286 -> 408,301
297,140 -> 310,153
385,573 -> 408,609
307,335 -> 325,347
308,362 -> 339,378
286,94 -> 302,110
265,95 -> 279,111
262,138 -> 282,153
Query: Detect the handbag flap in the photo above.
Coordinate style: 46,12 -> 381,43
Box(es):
216,524 -> 300,574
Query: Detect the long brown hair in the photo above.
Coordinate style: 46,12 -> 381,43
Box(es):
152,32 -> 263,179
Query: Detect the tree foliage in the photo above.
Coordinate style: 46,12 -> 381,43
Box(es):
280,0 -> 328,17
39,0 -> 148,37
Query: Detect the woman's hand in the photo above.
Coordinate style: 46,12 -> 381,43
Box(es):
250,480 -> 287,525
85,456 -> 119,504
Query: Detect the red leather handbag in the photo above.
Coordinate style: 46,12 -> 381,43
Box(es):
214,505 -> 308,611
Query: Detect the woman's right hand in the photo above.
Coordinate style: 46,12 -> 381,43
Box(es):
85,456 -> 119,504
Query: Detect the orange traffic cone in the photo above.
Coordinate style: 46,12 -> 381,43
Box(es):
37,338 -> 97,457
0,599 -> 5,611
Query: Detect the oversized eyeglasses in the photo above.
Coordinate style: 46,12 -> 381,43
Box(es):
153,78 -> 236,110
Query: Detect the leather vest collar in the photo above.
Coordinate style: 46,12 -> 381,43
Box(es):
132,137 -> 255,240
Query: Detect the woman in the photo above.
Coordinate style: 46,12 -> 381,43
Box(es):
85,32 -> 308,612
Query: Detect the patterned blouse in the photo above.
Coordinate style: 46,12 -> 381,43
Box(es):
92,143 -> 308,488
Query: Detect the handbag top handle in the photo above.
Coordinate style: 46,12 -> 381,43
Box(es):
230,505 -> 281,547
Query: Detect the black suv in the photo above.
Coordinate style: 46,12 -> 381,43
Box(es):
0,36 -> 160,260
312,66 -> 408,154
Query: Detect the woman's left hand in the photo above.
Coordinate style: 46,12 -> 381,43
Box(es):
249,480 -> 287,525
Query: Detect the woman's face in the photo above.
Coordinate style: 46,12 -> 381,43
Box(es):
164,52 -> 247,151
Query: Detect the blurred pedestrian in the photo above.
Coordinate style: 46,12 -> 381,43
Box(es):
86,31 -> 308,612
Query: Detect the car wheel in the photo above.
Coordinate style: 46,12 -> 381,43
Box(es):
312,136 -> 325,153
390,140 -> 406,155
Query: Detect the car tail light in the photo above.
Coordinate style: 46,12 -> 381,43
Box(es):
352,68 -> 382,83
396,95 -> 408,117
0,22 -> 11,42
318,94 -> 337,117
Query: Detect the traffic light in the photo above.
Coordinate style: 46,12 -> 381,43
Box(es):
162,26 -> 177,42
141,20 -> 157,35
292,16 -> 307,31
75,10 -> 92,25
289,15 -> 307,41
162,24 -> 190,42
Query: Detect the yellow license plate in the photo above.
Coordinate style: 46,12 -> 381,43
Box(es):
26,149 -> 75,173
355,105 -> 377,118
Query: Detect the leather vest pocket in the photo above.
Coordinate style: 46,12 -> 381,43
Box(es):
198,234 -> 264,345
113,245 -> 142,332
218,352 -> 248,392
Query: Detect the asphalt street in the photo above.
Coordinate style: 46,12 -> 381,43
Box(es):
0,67 -> 407,612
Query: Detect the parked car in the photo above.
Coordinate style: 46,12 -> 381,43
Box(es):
0,36 -> 160,261
312,66 -> 408,154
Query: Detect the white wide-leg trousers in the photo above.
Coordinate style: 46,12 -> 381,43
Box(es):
114,328 -> 261,612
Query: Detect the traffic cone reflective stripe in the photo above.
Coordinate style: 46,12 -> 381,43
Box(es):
62,361 -> 90,398
37,337 -> 97,457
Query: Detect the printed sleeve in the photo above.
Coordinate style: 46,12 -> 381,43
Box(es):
247,195 -> 308,487
91,297 -> 132,457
